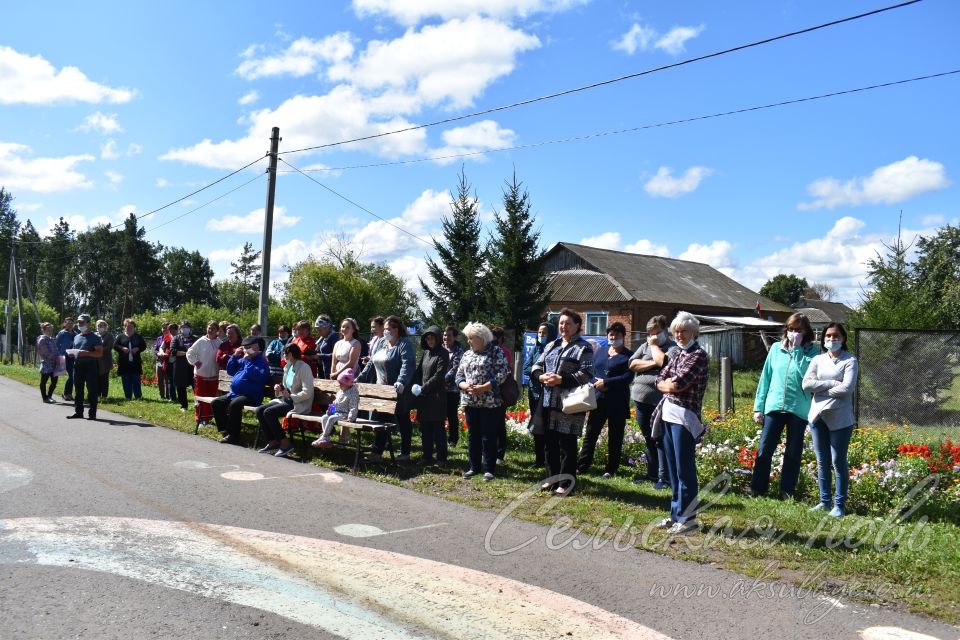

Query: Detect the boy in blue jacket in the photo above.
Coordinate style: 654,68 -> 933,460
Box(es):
213,336 -> 270,446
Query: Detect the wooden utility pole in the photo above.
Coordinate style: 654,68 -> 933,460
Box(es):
258,127 -> 280,336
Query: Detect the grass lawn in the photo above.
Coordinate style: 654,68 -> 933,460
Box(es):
2,363 -> 958,625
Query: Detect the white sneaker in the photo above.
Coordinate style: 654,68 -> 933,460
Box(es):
655,517 -> 675,529
495,458 -> 504,465
483,472 -> 494,481
667,520 -> 699,535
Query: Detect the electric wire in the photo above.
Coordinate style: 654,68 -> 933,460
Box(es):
277,157 -> 433,247
145,172 -> 267,233
274,69 -> 959,173
280,0 -> 923,156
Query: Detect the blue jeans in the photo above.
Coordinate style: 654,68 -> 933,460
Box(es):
63,356 -> 75,396
751,411 -> 807,496
810,420 -> 853,511
120,372 -> 142,400
662,421 -> 699,524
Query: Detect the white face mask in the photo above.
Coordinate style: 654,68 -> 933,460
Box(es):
824,340 -> 842,353
658,331 -> 667,345
787,331 -> 802,346
383,330 -> 393,341
610,338 -> 624,348
180,327 -> 191,336
245,347 -> 258,357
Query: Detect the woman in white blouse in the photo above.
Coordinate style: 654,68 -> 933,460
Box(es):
802,323 -> 859,517
331,318 -> 361,381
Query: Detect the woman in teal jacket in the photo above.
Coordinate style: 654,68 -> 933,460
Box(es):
750,313 -> 817,498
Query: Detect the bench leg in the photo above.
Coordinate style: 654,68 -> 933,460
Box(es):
353,433 -> 362,473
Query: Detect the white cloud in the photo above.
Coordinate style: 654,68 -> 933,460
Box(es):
238,90 -> 260,106
678,240 -> 736,276
798,156 -> 950,210
920,214 -> 945,226
0,142 -> 94,193
126,143 -> 143,156
209,245 -> 250,263
431,120 -> 516,163
236,33 -> 354,80
612,22 -> 704,56
42,214 -> 112,234
104,170 -> 123,185
655,25 -> 705,55
352,188 -> 449,258
644,166 -> 714,198
18,202 -> 43,213
352,0 -> 588,24
0,45 -> 135,105
624,238 -> 670,256
76,111 -> 122,134
580,231 -> 622,250
167,19 -> 538,169
101,139 -> 142,160
612,23 -> 656,55
155,177 -> 169,188
180,199 -> 196,208
205,205 -> 301,234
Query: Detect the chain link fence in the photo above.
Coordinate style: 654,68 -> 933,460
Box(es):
856,328 -> 960,428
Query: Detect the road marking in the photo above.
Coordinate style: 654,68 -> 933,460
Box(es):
0,516 -> 671,639
174,460 -> 245,470
334,523 -> 448,538
0,462 -> 33,494
860,627 -> 947,640
220,470 -> 343,483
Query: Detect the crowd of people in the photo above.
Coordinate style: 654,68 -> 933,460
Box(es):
34,307 -> 858,533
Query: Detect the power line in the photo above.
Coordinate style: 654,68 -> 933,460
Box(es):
277,157 -> 433,247
275,69 -> 959,173
145,172 -> 267,233
280,0 -> 923,156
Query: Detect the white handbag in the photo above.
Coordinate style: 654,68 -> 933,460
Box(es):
560,383 -> 597,414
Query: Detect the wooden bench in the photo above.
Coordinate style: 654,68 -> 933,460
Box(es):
196,370 -> 399,472
285,377 -> 399,472
193,370 -> 270,435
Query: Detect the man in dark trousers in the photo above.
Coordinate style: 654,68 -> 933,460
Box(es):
67,314 -> 104,420
212,335 -> 270,446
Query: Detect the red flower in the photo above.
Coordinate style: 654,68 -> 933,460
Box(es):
738,445 -> 758,470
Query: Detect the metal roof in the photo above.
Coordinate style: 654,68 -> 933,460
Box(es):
792,299 -> 853,323
694,314 -> 785,328
546,269 -> 631,302
544,242 -> 793,312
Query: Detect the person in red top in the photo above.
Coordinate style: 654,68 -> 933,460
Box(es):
217,324 -> 242,370
284,320 -> 319,378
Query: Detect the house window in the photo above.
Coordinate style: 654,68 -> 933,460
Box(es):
586,312 -> 608,336
546,312 -> 560,325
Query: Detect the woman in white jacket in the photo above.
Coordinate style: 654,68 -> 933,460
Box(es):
257,343 -> 315,458
802,323 -> 859,517
187,321 -> 223,428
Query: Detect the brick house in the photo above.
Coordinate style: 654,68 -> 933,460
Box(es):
541,242 -> 793,364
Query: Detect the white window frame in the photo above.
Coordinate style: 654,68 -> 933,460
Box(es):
585,312 -> 608,336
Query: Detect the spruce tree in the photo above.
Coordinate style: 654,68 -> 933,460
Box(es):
230,241 -> 262,314
419,168 -> 488,325
486,171 -> 550,350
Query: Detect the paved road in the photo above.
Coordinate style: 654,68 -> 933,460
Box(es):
0,376 -> 956,640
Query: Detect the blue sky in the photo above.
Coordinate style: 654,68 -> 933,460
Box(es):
2,0 -> 957,308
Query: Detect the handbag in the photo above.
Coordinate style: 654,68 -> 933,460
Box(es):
500,372 -> 520,407
560,382 -> 597,414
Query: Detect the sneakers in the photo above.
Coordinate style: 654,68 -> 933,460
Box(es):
667,520 -> 699,536
258,443 -> 280,454
483,472 -> 494,481
809,503 -> 829,512
495,458 -> 504,466
653,481 -> 670,490
601,472 -> 613,479
655,517 -> 675,529
828,506 -> 845,518
218,434 -> 234,444
311,437 -> 333,449
274,446 -> 295,458
462,470 -> 477,479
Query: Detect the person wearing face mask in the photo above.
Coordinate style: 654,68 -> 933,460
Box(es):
265,324 -> 291,383
56,316 -> 77,402
653,312 -> 710,535
212,335 -> 271,446
94,320 -> 115,399
523,321 -> 556,468
802,322 -> 859,517
114,319 -> 147,400
749,312 -> 818,500
66,314 -> 104,420
628,315 -> 677,488
187,321 -> 222,425
357,315 -> 416,462
441,325 -> 465,447
577,322 -> 633,478
314,315 -> 341,381
169,320 -> 196,411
